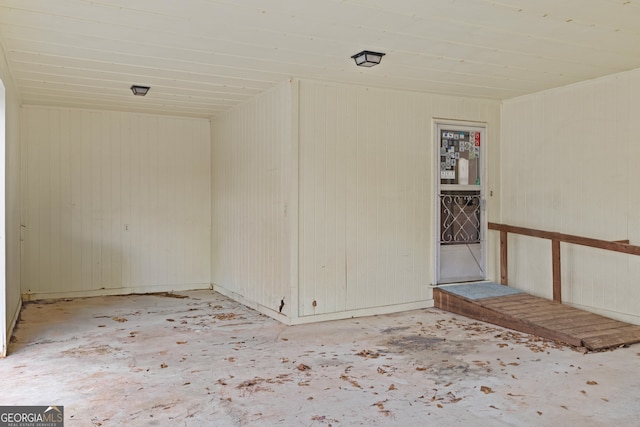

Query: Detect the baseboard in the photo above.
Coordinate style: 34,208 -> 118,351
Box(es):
213,285 -> 293,325
21,283 -> 211,301
213,284 -> 434,325
288,300 -> 435,325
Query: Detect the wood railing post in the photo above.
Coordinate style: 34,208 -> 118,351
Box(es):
500,230 -> 508,286
489,221 -> 640,305
552,239 -> 561,302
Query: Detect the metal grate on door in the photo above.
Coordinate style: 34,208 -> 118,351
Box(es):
440,191 -> 481,244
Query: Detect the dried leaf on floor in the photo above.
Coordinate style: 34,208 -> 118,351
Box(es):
480,386 -> 493,394
112,317 -> 127,323
586,380 -> 598,385
238,379 -> 258,388
268,373 -> 293,384
235,376 -> 279,393
340,374 -> 361,388
213,313 -> 239,320
447,392 -> 462,403
356,349 -> 379,358
375,402 -> 384,410
388,384 -> 396,391
176,341 -> 187,344
151,292 -> 188,299
297,363 -> 311,371
160,363 -> 168,368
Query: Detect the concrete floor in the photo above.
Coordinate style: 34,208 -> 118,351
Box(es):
2,290 -> 639,426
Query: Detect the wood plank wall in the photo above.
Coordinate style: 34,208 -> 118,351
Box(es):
1,43 -> 22,356
502,69 -> 640,323
210,81 -> 293,317
298,80 -> 501,317
20,106 -> 211,298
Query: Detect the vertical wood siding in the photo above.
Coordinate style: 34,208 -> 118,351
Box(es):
211,81 -> 293,316
1,45 -> 22,356
502,69 -> 640,322
298,81 -> 501,317
20,107 -> 211,297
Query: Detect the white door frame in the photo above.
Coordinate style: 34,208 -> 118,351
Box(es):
434,119 -> 487,284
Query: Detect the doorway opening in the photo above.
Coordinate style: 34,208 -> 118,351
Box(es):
435,121 -> 486,284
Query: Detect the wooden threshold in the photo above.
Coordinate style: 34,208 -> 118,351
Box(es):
434,286 -> 640,351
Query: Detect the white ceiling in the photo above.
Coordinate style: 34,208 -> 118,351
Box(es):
0,0 -> 638,118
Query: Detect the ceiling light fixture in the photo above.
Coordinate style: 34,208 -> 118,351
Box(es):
130,85 -> 150,96
351,50 -> 385,67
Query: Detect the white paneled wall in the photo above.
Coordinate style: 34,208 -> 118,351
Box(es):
502,69 -> 640,322
2,42 -> 22,356
298,81 -> 501,318
20,107 -> 211,298
211,81 -> 293,318
210,78 -> 499,323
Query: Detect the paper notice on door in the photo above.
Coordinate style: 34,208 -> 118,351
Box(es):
458,158 -> 469,185
441,170 -> 455,179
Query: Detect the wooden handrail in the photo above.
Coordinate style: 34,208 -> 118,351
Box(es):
488,222 -> 640,303
488,223 -> 640,255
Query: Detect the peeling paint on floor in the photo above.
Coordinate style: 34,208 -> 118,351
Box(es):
1,290 -> 639,426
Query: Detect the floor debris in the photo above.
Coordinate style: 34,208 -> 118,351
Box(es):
2,290 -> 639,426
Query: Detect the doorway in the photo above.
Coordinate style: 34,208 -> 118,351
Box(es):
435,121 -> 486,284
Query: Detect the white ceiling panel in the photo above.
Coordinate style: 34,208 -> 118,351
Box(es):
0,0 -> 639,117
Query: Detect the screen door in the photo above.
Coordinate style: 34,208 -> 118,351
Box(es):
436,123 -> 486,284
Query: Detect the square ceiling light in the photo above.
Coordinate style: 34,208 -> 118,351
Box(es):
351,50 -> 385,67
130,85 -> 150,96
